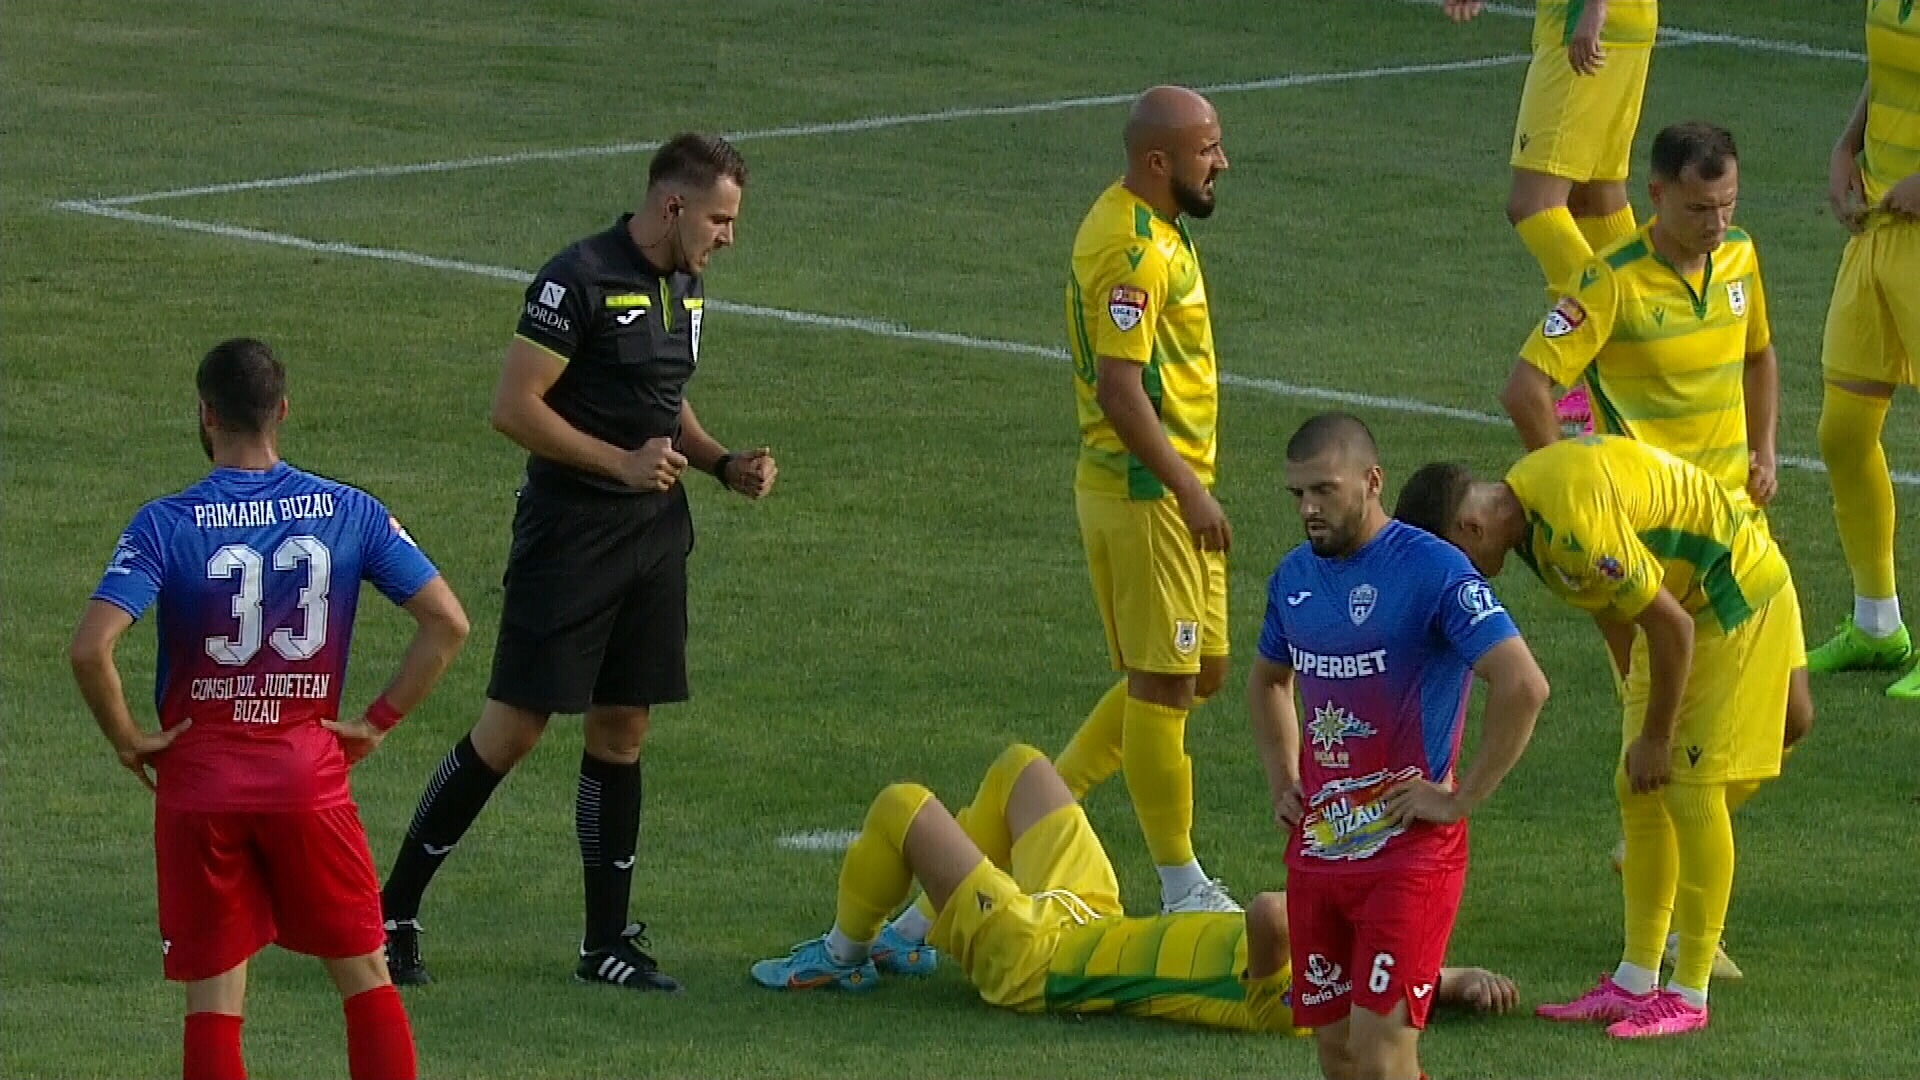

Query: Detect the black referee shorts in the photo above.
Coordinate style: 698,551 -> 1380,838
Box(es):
487,484 -> 692,714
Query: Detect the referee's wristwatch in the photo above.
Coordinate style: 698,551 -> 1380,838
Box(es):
712,451 -> 736,486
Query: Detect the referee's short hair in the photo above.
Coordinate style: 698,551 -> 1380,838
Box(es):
649,133 -> 748,192
198,337 -> 286,434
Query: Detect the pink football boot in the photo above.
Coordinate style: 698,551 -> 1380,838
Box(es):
1535,975 -> 1652,1023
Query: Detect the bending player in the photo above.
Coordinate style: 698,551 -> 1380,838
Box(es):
749,744 -> 1517,1032
1396,435 -> 1814,1039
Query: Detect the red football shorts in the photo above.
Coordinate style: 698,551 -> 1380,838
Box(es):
1285,861 -> 1467,1030
154,802 -> 384,982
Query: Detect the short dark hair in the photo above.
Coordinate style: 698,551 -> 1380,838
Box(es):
1393,462 -> 1475,539
1650,121 -> 1738,183
648,133 -> 748,192
1285,412 -> 1378,465
197,337 -> 285,434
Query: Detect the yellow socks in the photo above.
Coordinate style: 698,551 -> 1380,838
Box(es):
1514,207 -> 1593,293
1575,205 -> 1638,253
1121,696 -> 1195,867
1056,679 -> 1127,799
1617,774 -> 1678,977
1819,383 -> 1899,602
1664,783 -> 1736,1000
834,782 -> 933,946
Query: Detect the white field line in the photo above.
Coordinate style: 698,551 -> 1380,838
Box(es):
53,198 -> 1916,487
1401,0 -> 1866,61
777,830 -> 860,853
78,55 -> 1533,208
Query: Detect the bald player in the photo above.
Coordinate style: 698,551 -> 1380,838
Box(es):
1059,85 -> 1237,914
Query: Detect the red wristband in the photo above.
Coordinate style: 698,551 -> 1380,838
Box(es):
365,697 -> 404,732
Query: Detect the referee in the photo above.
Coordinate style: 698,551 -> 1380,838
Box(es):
380,134 -> 775,993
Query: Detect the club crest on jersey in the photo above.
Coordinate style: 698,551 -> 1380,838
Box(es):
1727,280 -> 1747,317
1542,298 -> 1586,339
1347,584 -> 1377,626
1108,284 -> 1147,333
1595,555 -> 1625,581
1173,619 -> 1199,655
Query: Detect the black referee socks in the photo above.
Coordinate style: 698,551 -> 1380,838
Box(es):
577,752 -> 644,952
381,736 -> 504,923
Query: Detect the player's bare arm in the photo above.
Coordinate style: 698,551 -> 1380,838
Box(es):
1625,588 -> 1695,794
1096,355 -> 1229,552
678,399 -> 776,499
1830,83 -> 1872,231
1501,361 -> 1565,451
1568,0 -> 1609,75
1384,636 -> 1547,825
1593,613 -> 1636,680
322,576 -> 470,762
491,338 -> 685,492
69,599 -> 189,791
1743,344 -> 1781,506
1247,656 -> 1303,827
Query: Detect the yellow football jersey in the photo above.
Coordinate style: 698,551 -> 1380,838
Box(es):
1866,0 -> 1920,203
1043,912 -> 1304,1035
1534,0 -> 1658,48
1520,224 -> 1770,499
1067,181 -> 1219,499
1506,436 -> 1789,634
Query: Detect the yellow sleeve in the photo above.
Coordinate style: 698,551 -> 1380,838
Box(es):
1087,245 -> 1169,365
1536,507 -> 1664,619
1745,264 -> 1772,354
1519,259 -> 1618,389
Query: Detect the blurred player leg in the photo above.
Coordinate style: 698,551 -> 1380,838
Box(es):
183,967 -> 248,1080
326,953 -> 417,1080
1813,382 -> 1906,670
1056,679 -> 1127,798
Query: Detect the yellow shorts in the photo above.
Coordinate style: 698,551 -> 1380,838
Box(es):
1076,489 -> 1228,675
1511,43 -> 1652,183
928,803 -> 1123,1011
1821,215 -> 1920,387
1622,580 -> 1807,784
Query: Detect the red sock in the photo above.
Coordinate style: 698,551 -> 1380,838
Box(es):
343,985 -> 417,1080
183,1012 -> 245,1080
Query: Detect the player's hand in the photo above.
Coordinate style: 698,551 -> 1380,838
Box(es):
1746,452 -> 1778,507
1881,173 -> 1920,219
1383,777 -> 1471,825
1829,147 -> 1870,233
114,719 -> 189,792
1567,22 -> 1606,75
1442,968 -> 1520,1014
322,714 -> 387,766
1176,485 -> 1232,553
618,436 -> 687,493
1441,0 -> 1484,21
724,447 -> 778,499
1272,783 -> 1305,830
1623,734 -> 1671,794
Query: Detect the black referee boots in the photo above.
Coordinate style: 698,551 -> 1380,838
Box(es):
384,918 -> 432,986
575,922 -> 683,994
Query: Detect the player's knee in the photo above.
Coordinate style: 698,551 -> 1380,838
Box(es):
868,783 -> 936,850
989,743 -> 1048,788
1246,891 -> 1288,937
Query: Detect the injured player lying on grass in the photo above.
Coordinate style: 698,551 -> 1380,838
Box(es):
750,744 -> 1515,1032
